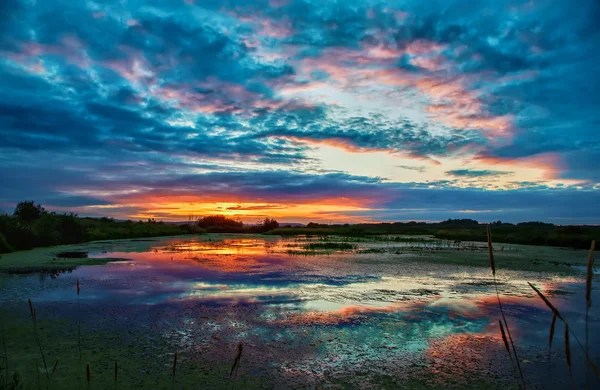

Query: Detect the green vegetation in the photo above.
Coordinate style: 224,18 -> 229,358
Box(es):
0,202 -> 284,255
196,215 -> 279,233
0,243 -> 130,271
303,242 -> 356,251
269,219 -> 600,249
0,201 -> 201,254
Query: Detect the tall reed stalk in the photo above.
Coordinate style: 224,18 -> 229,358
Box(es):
172,351 -> 177,390
1,320 -> 8,386
28,299 -> 49,385
86,362 -> 91,390
528,281 -> 600,382
586,241 -> 595,389
488,225 -> 526,389
230,342 -> 243,390
77,279 -> 82,362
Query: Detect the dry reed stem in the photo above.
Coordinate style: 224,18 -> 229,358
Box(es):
27,299 -> 49,382
549,314 -> 557,348
499,320 -> 519,384
585,240 -> 595,389
173,351 -> 177,376
230,343 -> 244,390
51,359 -> 58,376
565,324 -> 571,372
527,283 -> 564,321
115,360 -> 118,385
230,343 -> 243,378
529,279 -> 600,383
487,225 -> 495,276
586,241 -> 596,308
86,362 -> 91,389
488,226 -> 525,389
172,351 -> 177,389
499,320 -> 511,355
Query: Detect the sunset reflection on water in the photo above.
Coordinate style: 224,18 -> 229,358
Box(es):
1,235 -> 597,388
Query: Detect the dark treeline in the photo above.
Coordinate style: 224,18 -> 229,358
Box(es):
0,202 -> 281,253
1,202 -> 598,253
269,219 -> 600,249
0,201 -> 197,253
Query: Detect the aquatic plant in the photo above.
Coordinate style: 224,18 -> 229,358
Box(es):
303,242 -> 356,251
586,240 -> 596,387
230,342 -> 243,390
527,280 -> 600,381
172,351 -> 177,389
488,226 -> 526,389
27,299 -> 49,384
77,279 -> 82,361
86,362 -> 91,390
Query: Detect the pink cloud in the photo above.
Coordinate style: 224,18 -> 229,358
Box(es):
155,78 -> 314,116
474,152 -> 565,180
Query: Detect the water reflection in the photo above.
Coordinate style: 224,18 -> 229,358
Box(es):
0,235 -> 597,388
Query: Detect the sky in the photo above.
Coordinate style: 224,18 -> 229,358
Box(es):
0,0 -> 599,224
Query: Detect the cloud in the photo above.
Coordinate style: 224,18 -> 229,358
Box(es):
0,0 -> 599,222
445,169 -> 513,178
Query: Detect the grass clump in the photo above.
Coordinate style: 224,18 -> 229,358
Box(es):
303,242 -> 356,251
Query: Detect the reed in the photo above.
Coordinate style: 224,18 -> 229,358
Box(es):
528,281 -> 600,383
488,226 -> 526,389
1,320 -> 8,385
565,324 -> 574,388
549,313 -> 557,380
51,359 -> 58,376
499,320 -> 519,384
586,240 -> 595,388
172,351 -> 177,389
27,299 -> 49,384
77,279 -> 82,362
86,362 -> 91,390
114,360 -> 118,390
230,342 -> 243,390
527,283 -> 563,321
549,314 -> 557,348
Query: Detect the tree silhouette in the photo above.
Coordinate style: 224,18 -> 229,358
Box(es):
13,201 -> 45,222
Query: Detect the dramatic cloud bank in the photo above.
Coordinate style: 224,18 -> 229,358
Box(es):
1,0 -> 599,223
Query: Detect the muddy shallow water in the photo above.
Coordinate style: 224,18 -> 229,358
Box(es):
1,235 -> 598,389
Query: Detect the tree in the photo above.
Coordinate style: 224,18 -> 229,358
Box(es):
13,201 -> 45,222
261,218 -> 279,231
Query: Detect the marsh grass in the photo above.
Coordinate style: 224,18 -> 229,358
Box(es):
527,279 -> 600,383
586,240 -> 595,388
86,362 -> 91,390
230,342 -> 243,390
28,299 -> 49,386
488,226 -> 526,389
172,351 -> 177,389
303,242 -> 356,251
77,279 -> 82,362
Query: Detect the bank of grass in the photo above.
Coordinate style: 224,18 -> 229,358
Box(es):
0,311 -> 263,389
303,242 -> 356,251
268,221 -> 600,250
